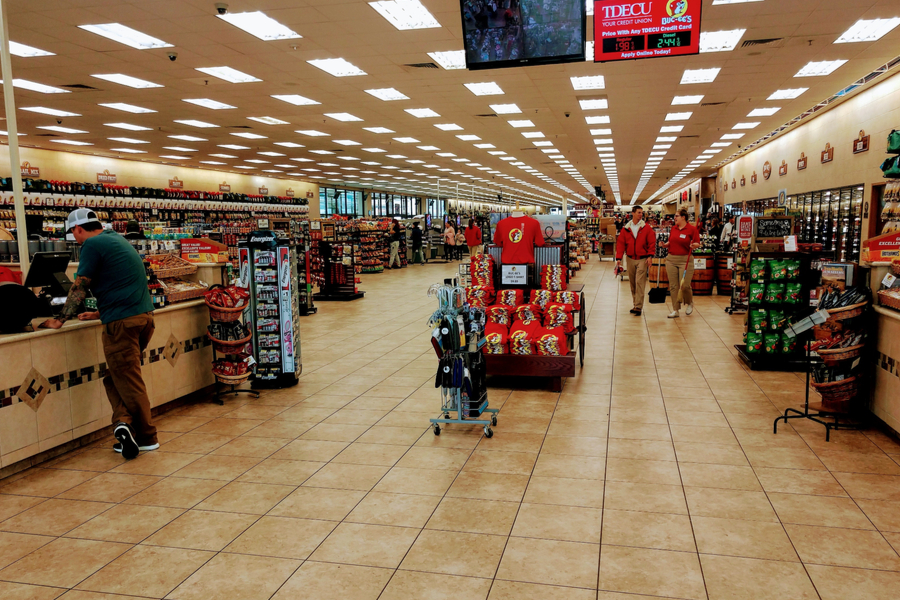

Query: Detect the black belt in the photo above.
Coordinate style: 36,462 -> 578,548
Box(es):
628,255 -> 652,259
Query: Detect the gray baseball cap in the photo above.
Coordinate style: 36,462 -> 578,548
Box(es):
65,208 -> 101,231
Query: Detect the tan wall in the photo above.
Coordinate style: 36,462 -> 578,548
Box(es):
0,145 -> 320,219
717,70 -> 900,238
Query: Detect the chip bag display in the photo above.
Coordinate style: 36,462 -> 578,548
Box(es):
483,322 -> 509,355
750,259 -> 767,281
765,283 -> 785,304
466,286 -> 494,308
529,289 -> 555,309
748,309 -> 768,332
535,326 -> 567,356
769,260 -> 787,281
768,309 -> 785,331
781,333 -> 798,354
485,305 -> 511,326
514,303 -> 543,323
544,303 -> 575,333
764,333 -> 781,354
785,259 -> 801,280
470,254 -> 495,288
746,332 -> 763,353
749,283 -> 765,305
785,282 -> 803,305
553,290 -> 581,309
509,319 -> 541,355
496,289 -> 524,308
540,265 -> 567,291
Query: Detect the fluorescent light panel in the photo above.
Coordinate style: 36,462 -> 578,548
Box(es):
699,29 -> 746,52
325,112 -> 362,122
0,79 -> 69,93
434,123 -> 462,130
78,23 -> 172,49
768,88 -> 808,100
217,11 -> 302,41
105,122 -> 152,131
427,50 -> 466,70
248,116 -> 289,125
364,88 -> 408,101
364,127 -> 395,133
196,66 -> 261,83
9,41 -> 54,57
231,132 -> 266,139
680,68 -> 721,84
795,60 -> 847,77
464,82 -> 504,96
490,103 -> 520,114
369,0 -> 440,30
835,18 -> 900,43
579,98 -> 608,110
174,119 -> 218,128
748,107 -> 780,117
183,98 -> 235,110
21,106 -> 79,117
406,108 -> 440,118
92,73 -> 162,88
571,75 -> 605,90
109,137 -> 149,144
308,58 -> 366,77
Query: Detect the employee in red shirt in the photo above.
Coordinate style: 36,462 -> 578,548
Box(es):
616,206 -> 656,316
464,219 -> 483,257
661,208 -> 701,318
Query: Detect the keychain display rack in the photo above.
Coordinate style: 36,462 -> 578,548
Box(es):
427,283 -> 498,438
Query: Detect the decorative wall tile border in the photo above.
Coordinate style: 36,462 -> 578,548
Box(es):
876,351 -> 900,380
0,336 -> 211,409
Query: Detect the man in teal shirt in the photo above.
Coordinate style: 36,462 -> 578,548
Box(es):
41,209 -> 156,459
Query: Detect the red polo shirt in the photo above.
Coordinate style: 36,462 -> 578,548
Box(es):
494,215 -> 544,264
668,223 -> 700,255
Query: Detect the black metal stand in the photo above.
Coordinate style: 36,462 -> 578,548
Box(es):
213,384 -> 259,406
773,330 -> 865,441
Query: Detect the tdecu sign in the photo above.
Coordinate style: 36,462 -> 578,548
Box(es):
595,0 -> 701,62
600,2 -> 652,18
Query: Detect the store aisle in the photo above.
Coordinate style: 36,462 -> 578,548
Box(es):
2,260 -> 900,600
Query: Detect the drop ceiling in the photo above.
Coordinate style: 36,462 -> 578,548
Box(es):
1,0 -> 899,206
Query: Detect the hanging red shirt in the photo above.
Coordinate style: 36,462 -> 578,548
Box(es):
668,223 -> 700,255
494,215 -> 545,264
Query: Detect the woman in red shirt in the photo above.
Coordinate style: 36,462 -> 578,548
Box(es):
661,208 -> 701,318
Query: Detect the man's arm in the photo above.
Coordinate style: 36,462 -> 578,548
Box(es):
39,275 -> 91,329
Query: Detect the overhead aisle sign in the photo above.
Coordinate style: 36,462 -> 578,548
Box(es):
594,0 -> 702,62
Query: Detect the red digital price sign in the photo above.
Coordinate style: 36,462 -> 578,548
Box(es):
594,0 -> 701,62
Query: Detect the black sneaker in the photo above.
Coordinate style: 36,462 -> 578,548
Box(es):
113,441 -> 160,454
629,308 -> 638,314
113,422 -> 140,460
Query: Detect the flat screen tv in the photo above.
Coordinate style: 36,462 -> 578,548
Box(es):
460,0 -> 586,70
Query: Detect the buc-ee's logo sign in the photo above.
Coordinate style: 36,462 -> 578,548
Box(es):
602,2 -> 652,19
663,0 -> 693,25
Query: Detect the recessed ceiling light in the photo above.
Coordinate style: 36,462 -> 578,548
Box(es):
258,151 -> 285,157
333,139 -> 361,146
364,127 -> 395,134
594,139 -> 613,145
270,94 -> 320,106
364,88 -> 409,101
183,98 -> 236,110
160,155 -> 191,160
795,60 -> 847,77
672,95 -> 704,105
433,123 -> 463,131
427,50 -> 466,70
533,141 -> 553,147
570,75 -> 606,90
767,88 -> 808,100
733,122 -> 759,129
50,139 -> 92,146
474,143 -> 495,149
248,116 -> 289,125
310,149 -> 334,155
218,144 -> 250,150
308,58 -> 366,77
680,68 -> 721,84
721,133 -> 745,140
464,82 -> 504,96
292,158 -> 315,162
488,150 -> 507,155
660,125 -> 684,133
522,132 -> 545,139
665,112 -> 692,121
174,119 -> 218,128
711,142 -> 731,147
393,137 -> 420,143
235,165 -> 254,169
748,107 -> 780,117
210,153 -> 236,158
92,73 -> 162,88
245,159 -> 268,164
585,115 -> 611,124
199,160 -> 226,165
363,147 -> 386,153
417,145 -> 440,151
490,103 -> 521,114
97,103 -> 155,115
653,145 -> 672,150
406,108 -> 440,118
109,148 -> 146,154
79,23 -> 173,49
508,120 -> 534,128
296,130 -> 329,137
369,0 -> 440,30
231,132 -> 266,139
195,66 -> 261,84
274,142 -> 304,148
21,106 -> 80,117
217,11 -> 302,41
105,122 -> 153,131
386,154 -> 407,159
579,99 -> 608,110
169,135 -> 207,142
699,29 -> 746,52
325,112 -> 363,122
109,137 -> 149,144
457,134 -> 481,141
657,137 -> 677,142
8,41 -> 54,57
835,18 -> 900,43
0,79 -> 69,94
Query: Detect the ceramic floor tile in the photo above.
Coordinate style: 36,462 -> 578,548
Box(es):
606,458 -> 682,485
167,552 -> 300,600
76,545 -> 213,598
756,467 -> 848,497
700,554 -> 819,600
784,523 -> 900,570
679,463 -> 762,491
0,469 -> 97,498
111,452 -> 201,477
0,531 -> 54,570
346,492 -> 440,528
170,455 -> 261,481
270,561 -> 392,600
57,473 -> 162,504
598,545 -> 705,600
602,509 -> 696,552
143,509 -> 257,551
122,477 -> 226,509
531,453 -> 605,479
64,504 -> 184,543
194,481 -> 293,515
159,433 -> 232,455
511,503 -> 602,543
683,487 -> 779,522
856,498 -> 900,532
522,476 -> 605,508
488,580 -> 597,600
0,537 -> 130,589
225,516 -> 336,560
462,449 -> 537,476
235,458 -> 324,485
1,498 -> 114,537
604,481 -> 687,515
394,447 -> 471,471
269,487 -> 366,521
692,515 -> 799,562
496,536 -> 600,589
831,472 -> 900,501
425,497 -> 520,536
270,439 -> 350,462
807,564 -> 900,600
332,443 -> 409,467
301,462 -> 390,491
379,571 -> 492,600
309,522 -> 419,569
400,529 -> 506,578
768,493 -> 875,529
446,471 -> 529,503
0,581 -> 66,599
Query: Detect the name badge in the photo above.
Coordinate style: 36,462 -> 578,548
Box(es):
680,234 -> 687,239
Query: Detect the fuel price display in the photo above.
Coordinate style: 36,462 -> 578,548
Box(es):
594,0 -> 702,62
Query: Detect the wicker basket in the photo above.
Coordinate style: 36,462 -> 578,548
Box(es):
205,301 -> 246,322
816,344 -> 864,366
826,301 -> 867,321
148,255 -> 198,279
811,376 -> 859,403
877,290 -> 900,312
812,324 -> 842,340
208,331 -> 252,355
168,287 -> 207,303
891,261 -> 900,277
215,372 -> 251,386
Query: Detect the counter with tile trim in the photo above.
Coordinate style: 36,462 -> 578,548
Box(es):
871,304 -> 900,435
0,299 -> 216,469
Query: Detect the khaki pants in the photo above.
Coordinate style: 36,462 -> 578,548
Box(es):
389,240 -> 401,267
101,313 -> 157,445
666,254 -> 694,312
626,256 -> 649,310
468,245 -> 483,257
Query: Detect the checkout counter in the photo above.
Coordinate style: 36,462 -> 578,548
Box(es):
0,256 -> 227,473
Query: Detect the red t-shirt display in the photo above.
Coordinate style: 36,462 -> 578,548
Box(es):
668,223 -> 700,255
494,215 -> 544,264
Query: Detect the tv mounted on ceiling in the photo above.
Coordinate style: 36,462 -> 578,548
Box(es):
460,0 -> 586,70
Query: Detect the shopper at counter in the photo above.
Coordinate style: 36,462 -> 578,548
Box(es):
39,209 -> 157,460
443,222 -> 457,261
615,206 -> 656,316
661,208 -> 701,318
465,220 -> 483,257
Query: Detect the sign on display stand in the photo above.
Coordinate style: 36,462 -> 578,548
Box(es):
501,265 -> 528,286
737,215 -> 755,247
594,0 -> 701,62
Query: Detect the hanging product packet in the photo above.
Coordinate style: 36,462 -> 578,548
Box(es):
509,319 -> 541,355
496,289 -> 524,308
514,303 -> 543,322
750,259 -> 767,280
748,309 -> 768,332
483,322 -> 509,355
540,265 -> 567,291
466,286 -> 495,308
781,333 -> 798,354
470,254 -> 495,288
768,309 -> 786,331
746,332 -> 764,354
529,289 -> 555,309
544,303 -> 575,333
785,259 -> 801,280
553,290 -> 580,309
485,305 -> 511,326
765,283 -> 785,304
785,282 -> 803,305
535,327 -> 567,356
764,333 -> 781,354
769,260 -> 787,281
749,283 -> 766,305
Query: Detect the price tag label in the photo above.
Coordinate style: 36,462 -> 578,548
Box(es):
883,273 -> 897,288
693,258 -> 706,270
727,258 -> 734,269
501,264 -> 528,285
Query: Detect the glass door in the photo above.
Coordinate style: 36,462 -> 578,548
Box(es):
838,187 -> 851,261
811,191 -> 823,245
849,186 -> 863,262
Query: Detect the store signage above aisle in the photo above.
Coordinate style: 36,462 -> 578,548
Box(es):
737,215 -> 754,247
751,171 -> 758,184
219,182 -> 231,192
97,170 -> 116,184
779,160 -> 788,177
798,153 -> 808,171
259,187 -> 268,195
741,176 -> 746,187
20,162 -> 40,177
286,189 -> 294,197
169,177 -> 184,189
821,143 -> 834,164
853,130 -> 870,154
594,0 -> 702,62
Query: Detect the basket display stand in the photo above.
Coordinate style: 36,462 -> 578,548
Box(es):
205,290 -> 259,405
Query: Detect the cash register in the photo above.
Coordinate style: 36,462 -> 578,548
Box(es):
23,251 -> 76,316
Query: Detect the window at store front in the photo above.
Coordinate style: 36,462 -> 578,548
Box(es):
426,198 -> 446,218
371,192 -> 420,218
320,187 -> 363,217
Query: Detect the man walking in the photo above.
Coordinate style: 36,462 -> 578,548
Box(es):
616,206 -> 656,316
388,219 -> 402,269
40,209 -> 157,459
410,221 -> 425,264
464,219 -> 483,257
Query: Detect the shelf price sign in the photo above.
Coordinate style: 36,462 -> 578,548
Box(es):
594,0 -> 701,62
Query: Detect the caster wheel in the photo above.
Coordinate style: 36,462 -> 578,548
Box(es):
443,413 -> 450,420
484,426 -> 493,438
433,424 -> 441,436
491,415 -> 498,426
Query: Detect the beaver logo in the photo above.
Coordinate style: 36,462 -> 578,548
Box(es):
486,332 -> 502,344
509,228 -> 523,243
667,0 -> 688,18
510,330 -> 528,340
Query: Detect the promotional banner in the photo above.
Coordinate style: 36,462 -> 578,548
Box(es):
594,0 -> 702,62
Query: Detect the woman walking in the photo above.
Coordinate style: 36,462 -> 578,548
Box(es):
443,221 -> 457,261
661,208 -> 701,318
388,219 -> 402,269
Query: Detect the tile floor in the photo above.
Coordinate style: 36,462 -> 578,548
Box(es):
1,258 -> 900,600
